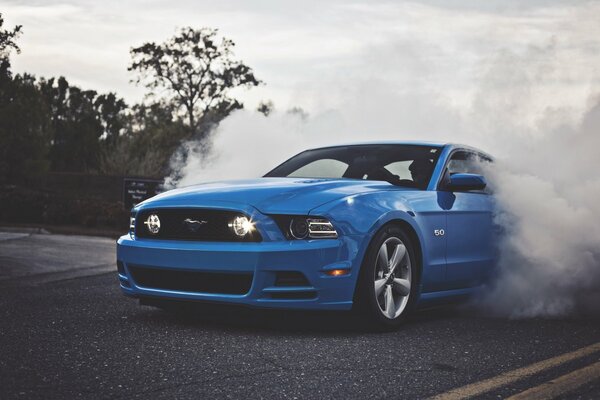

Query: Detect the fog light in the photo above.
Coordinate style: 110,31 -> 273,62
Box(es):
144,214 -> 160,234
325,269 -> 350,277
229,216 -> 254,236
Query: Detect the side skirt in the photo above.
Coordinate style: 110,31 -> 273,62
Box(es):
415,285 -> 484,308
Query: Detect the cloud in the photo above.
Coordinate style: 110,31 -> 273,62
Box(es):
4,0 -> 600,106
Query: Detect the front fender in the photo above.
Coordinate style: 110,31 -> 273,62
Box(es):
309,191 -> 431,288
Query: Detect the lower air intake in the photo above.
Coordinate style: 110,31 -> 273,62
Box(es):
128,265 -> 253,295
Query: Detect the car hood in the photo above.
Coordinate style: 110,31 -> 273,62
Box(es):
139,178 -> 403,214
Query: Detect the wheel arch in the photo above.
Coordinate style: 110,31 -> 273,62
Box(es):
310,192 -> 429,304
353,217 -> 425,303
387,219 -> 423,286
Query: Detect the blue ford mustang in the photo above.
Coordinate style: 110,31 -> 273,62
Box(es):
117,142 -> 495,327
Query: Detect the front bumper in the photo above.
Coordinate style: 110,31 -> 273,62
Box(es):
116,235 -> 360,310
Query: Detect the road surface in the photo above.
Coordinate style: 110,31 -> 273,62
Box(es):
1,230 -> 599,399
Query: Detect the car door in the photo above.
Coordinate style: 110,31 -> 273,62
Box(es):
440,150 -> 494,289
384,159 -> 448,292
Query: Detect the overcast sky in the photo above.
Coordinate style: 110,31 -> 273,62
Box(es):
3,0 -> 600,114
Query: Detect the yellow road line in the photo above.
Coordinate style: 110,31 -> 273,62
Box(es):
506,361 -> 600,400
429,342 -> 600,400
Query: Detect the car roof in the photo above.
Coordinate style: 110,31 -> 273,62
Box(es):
306,140 -> 447,149
305,140 -> 489,155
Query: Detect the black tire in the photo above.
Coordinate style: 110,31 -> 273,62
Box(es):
354,224 -> 419,328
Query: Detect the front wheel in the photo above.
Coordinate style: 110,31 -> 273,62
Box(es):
355,226 -> 418,328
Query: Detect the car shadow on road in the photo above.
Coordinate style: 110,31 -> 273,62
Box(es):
127,299 -> 467,335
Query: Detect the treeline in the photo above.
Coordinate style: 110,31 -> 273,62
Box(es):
0,72 -> 188,182
0,14 -> 260,185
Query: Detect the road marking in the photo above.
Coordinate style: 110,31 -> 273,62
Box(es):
506,361 -> 600,400
429,342 -> 600,400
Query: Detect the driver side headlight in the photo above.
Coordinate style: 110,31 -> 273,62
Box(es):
275,216 -> 338,239
306,218 -> 338,238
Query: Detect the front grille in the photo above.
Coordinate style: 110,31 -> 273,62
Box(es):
134,208 -> 261,242
128,265 -> 253,295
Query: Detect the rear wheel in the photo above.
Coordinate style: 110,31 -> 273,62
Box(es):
355,225 -> 418,328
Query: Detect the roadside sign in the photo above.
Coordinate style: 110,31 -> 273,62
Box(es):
123,178 -> 164,210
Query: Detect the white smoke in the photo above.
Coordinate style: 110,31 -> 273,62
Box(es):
171,4 -> 600,317
480,99 -> 600,317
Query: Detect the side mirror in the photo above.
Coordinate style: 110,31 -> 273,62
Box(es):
445,173 -> 487,191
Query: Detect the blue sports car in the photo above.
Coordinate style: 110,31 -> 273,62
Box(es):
117,142 -> 494,327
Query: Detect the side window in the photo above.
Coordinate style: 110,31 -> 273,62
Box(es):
446,151 -> 492,193
447,151 -> 491,175
448,151 -> 475,175
287,158 -> 348,178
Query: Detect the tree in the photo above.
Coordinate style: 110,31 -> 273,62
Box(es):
129,27 -> 261,141
0,13 -> 21,60
0,15 -> 50,184
0,73 -> 52,183
39,77 -> 105,172
95,92 -> 128,148
287,106 -> 309,120
257,100 -> 274,116
99,101 -> 188,176
0,13 -> 22,79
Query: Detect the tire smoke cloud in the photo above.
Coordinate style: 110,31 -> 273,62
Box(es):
479,99 -> 600,317
170,7 -> 600,317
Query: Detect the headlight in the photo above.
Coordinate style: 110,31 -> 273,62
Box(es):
306,218 -> 337,238
144,214 -> 161,234
277,216 -> 337,239
290,218 -> 309,239
229,215 -> 255,237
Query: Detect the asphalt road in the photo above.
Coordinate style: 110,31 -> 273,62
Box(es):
1,231 -> 599,399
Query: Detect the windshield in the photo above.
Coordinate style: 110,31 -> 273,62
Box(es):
265,144 -> 442,189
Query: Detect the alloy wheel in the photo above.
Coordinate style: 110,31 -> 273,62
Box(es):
373,236 -> 412,319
